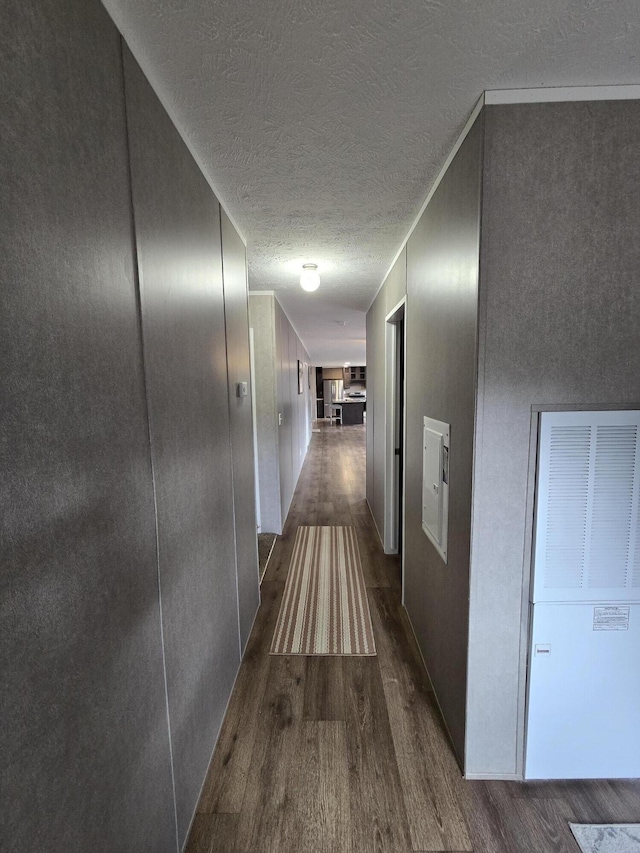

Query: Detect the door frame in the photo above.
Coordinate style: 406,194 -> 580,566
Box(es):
384,297 -> 406,559
249,327 -> 261,533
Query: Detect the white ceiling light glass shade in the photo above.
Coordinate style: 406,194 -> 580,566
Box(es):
300,263 -> 320,292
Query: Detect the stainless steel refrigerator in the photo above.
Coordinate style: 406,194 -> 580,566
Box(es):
323,379 -> 343,417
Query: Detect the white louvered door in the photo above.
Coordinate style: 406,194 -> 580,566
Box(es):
533,410 -> 640,603
526,410 -> 640,779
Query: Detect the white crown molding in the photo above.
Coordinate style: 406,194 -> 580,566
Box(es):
485,84 -> 640,104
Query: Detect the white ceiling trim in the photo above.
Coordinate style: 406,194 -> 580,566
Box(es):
100,0 -> 640,362
486,84 -> 640,104
369,82 -> 640,313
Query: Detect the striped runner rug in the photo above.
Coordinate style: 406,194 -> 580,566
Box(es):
270,526 -> 376,656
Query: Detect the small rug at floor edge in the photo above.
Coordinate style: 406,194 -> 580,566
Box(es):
270,526 -> 376,656
570,824 -> 640,853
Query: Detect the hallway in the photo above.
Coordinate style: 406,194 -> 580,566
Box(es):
186,422 -> 640,853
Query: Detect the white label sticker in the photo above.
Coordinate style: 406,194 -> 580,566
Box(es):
593,606 -> 630,631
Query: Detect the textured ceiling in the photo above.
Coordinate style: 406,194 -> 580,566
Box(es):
103,0 -> 640,365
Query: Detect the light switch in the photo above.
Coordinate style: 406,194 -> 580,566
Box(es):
236,381 -> 248,398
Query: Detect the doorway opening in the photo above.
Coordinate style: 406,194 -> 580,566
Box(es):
384,298 -> 406,557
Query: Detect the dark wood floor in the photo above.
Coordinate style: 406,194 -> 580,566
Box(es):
186,421 -> 640,853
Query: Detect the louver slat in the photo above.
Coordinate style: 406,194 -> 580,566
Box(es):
634,475 -> 640,589
534,411 -> 640,604
588,426 -> 636,589
544,427 -> 590,590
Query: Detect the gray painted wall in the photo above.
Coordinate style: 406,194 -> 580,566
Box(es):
1,4 -> 259,850
276,299 -> 294,523
467,100 -> 640,777
0,3 -> 175,850
249,294 -> 311,534
274,295 -> 311,525
366,248 -> 407,544
293,333 -> 310,478
404,120 -> 483,763
248,295 -> 281,532
123,48 -> 243,842
221,210 -> 261,652
368,124 -> 482,766
367,99 -> 640,778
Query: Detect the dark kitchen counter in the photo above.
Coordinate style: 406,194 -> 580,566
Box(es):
335,399 -> 365,425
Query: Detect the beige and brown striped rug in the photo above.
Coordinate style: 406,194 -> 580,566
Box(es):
270,526 -> 376,656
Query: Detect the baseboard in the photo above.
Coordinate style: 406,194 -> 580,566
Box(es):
464,772 -> 523,781
180,593 -> 260,850
400,603 -> 465,773
366,498 -> 385,549
259,534 -> 277,584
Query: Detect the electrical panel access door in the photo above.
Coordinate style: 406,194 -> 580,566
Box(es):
422,416 -> 449,563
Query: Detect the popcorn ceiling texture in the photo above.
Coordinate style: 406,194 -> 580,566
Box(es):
103,0 -> 640,363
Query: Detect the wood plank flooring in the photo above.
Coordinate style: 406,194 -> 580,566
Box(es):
186,421 -> 640,853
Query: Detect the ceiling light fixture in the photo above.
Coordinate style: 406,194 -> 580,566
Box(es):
300,263 -> 320,292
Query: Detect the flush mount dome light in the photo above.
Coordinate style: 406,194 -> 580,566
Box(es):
300,263 -> 320,292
